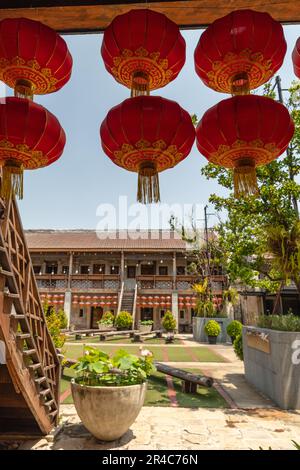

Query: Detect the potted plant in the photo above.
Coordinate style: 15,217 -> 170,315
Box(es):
115,311 -> 133,330
161,310 -> 176,333
226,320 -> 242,343
139,320 -> 153,333
204,320 -> 221,344
71,346 -> 154,441
97,311 -> 115,331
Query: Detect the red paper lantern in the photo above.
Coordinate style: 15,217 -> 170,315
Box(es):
292,38 -> 300,78
0,18 -> 72,99
100,96 -> 195,203
196,95 -> 294,197
101,9 -> 185,96
194,9 -> 286,95
0,97 -> 66,199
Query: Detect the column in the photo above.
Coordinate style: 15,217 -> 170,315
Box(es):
172,251 -> 177,290
172,292 -> 179,333
120,250 -> 125,284
64,291 -> 72,328
67,252 -> 73,289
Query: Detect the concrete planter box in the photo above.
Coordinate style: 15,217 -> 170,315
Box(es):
71,380 -> 147,441
97,323 -> 113,331
193,317 -> 231,344
243,326 -> 300,409
139,324 -> 153,333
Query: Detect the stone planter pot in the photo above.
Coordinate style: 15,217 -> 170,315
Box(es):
207,336 -> 217,344
71,381 -> 147,441
139,324 -> 152,333
242,326 -> 300,409
193,317 -> 231,344
97,324 -> 113,331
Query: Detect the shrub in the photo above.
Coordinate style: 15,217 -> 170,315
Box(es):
204,320 -> 221,337
233,334 -> 243,361
72,346 -> 155,386
100,311 -> 115,324
115,311 -> 133,329
258,314 -> 300,332
43,301 -> 66,348
162,311 -> 176,331
57,308 -> 68,329
140,320 -> 153,326
227,320 -> 242,340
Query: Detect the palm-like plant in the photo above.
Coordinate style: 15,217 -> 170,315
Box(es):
264,220 -> 300,292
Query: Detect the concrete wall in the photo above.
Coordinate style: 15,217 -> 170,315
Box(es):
193,317 -> 231,344
243,326 -> 300,409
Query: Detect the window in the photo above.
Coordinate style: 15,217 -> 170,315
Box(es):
180,310 -> 185,319
79,309 -> 84,318
93,264 -> 105,274
33,265 -> 42,275
62,266 -> 69,275
160,310 -> 165,318
46,263 -> 58,274
159,266 -> 168,276
141,263 -> 155,275
80,265 -> 90,274
110,265 -> 119,275
176,266 -> 185,275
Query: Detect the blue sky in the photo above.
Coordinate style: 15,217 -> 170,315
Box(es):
12,25 -> 300,230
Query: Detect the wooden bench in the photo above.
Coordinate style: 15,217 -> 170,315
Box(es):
155,362 -> 214,393
132,330 -> 163,343
99,330 -> 137,341
66,328 -> 116,340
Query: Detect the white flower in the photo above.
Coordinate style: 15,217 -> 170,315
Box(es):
141,348 -> 153,357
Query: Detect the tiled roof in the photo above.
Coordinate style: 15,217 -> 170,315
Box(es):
25,230 -> 188,252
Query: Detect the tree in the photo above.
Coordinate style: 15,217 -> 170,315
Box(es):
200,79 -> 300,301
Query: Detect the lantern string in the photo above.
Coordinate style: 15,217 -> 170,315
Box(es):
137,161 -> 160,204
14,79 -> 34,101
1,162 -> 24,200
131,71 -> 150,97
233,158 -> 259,198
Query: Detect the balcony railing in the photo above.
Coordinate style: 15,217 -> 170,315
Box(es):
137,274 -> 227,290
71,274 -> 120,290
36,273 -> 120,291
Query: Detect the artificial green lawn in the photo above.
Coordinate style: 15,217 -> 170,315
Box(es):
64,343 -> 225,363
61,368 -> 227,409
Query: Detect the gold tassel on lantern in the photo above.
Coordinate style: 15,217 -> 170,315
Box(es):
233,158 -> 259,198
137,161 -> 160,204
231,72 -> 250,96
131,71 -> 150,97
1,161 -> 24,200
14,79 -> 34,100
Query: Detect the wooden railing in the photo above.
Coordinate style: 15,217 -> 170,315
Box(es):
0,196 -> 60,436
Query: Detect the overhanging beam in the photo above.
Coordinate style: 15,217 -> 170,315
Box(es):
0,1 -> 299,34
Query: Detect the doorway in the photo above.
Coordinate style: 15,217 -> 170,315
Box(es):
141,307 -> 153,321
127,266 -> 136,278
90,306 -> 103,328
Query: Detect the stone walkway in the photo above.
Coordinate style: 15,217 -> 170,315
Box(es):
19,405 -> 300,450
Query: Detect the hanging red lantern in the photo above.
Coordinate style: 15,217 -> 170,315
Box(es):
100,96 -> 195,203
101,9 -> 185,96
196,95 -> 294,197
194,9 -> 286,95
0,97 -> 66,199
292,38 -> 300,78
0,18 -> 72,99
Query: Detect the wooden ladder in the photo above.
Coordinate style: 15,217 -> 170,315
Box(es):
0,196 -> 60,438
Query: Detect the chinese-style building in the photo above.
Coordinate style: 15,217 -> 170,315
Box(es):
25,229 -> 227,331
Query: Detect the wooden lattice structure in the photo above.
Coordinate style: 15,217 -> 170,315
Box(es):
0,195 -> 60,437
